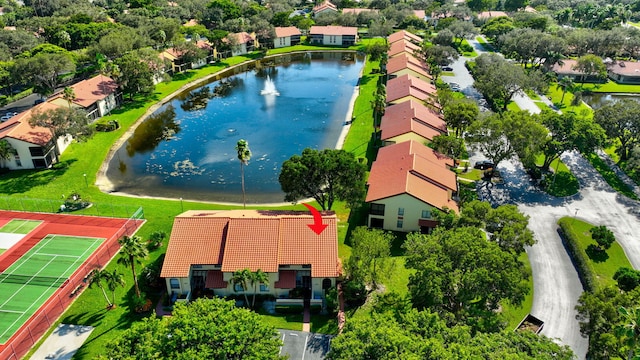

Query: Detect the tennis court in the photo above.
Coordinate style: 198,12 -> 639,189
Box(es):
0,219 -> 43,251
0,234 -> 104,344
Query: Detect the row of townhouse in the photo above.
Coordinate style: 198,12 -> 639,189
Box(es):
0,75 -> 120,170
366,30 -> 460,234
553,58 -> 640,85
274,25 -> 358,48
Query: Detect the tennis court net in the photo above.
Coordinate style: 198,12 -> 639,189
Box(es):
0,273 -> 67,287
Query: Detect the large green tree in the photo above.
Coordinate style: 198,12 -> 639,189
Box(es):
466,113 -> 515,168
29,107 -> 93,162
594,99 -> 640,160
117,235 -> 148,298
573,54 -> 607,83
430,134 -> 465,163
21,52 -> 75,97
114,50 -> 155,100
0,139 -> 15,168
443,99 -> 479,138
279,148 -> 367,210
345,227 -> 394,289
104,298 -> 282,359
484,204 -> 535,254
404,227 -> 529,329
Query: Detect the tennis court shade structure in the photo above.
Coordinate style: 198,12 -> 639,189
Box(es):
0,209 -> 144,360
0,235 -> 104,344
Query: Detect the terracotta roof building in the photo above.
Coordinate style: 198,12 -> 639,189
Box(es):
274,26 -> 302,48
388,30 -> 423,45
477,11 -> 509,20
366,140 -> 459,232
309,26 -> 358,46
380,99 -> 447,145
386,73 -> 439,107
552,59 -> 606,83
49,75 -> 120,121
0,101 -> 73,170
608,61 -> 640,84
313,0 -> 338,17
388,39 -> 422,58
386,53 -> 431,82
161,210 -> 340,303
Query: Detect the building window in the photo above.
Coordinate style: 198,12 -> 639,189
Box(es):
397,219 -> 403,228
170,278 -> 180,289
260,283 -> 269,292
234,283 -> 245,292
15,160 -> 21,167
29,147 -> 44,157
422,210 -> 431,218
398,208 -> 404,216
370,203 -> 385,216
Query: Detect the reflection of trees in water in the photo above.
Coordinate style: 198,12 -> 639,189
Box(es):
180,86 -> 215,112
126,105 -> 181,156
255,67 -> 279,79
211,77 -> 242,97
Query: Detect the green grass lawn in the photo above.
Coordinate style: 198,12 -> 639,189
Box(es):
546,83 -> 593,119
460,39 -> 478,57
440,71 -> 454,76
500,251 -> 534,330
16,43 -> 385,358
475,36 -> 495,52
507,101 -> 521,111
559,217 -> 633,289
534,101 -> 552,111
579,80 -> 640,94
585,153 -> 639,200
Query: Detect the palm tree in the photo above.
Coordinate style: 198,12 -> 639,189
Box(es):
105,269 -> 126,306
235,139 -> 251,208
250,269 -> 269,308
616,306 -> 640,360
117,235 -> 148,298
0,140 -> 15,168
88,268 -> 113,308
557,77 -> 575,103
231,269 -> 251,307
62,86 -> 76,108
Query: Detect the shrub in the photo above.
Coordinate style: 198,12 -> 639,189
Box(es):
325,286 -> 339,314
95,120 -> 120,132
458,43 -> 474,53
590,225 -> 615,250
558,218 -> 596,292
613,267 -> 640,292
275,305 -> 304,314
342,279 -> 367,307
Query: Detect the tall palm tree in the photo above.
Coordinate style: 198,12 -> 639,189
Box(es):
250,269 -> 269,308
235,139 -> 251,208
616,306 -> 640,360
117,235 -> 148,298
231,269 -> 251,307
88,268 -> 113,308
557,77 -> 575,103
0,140 -> 15,168
105,269 -> 126,306
62,86 -> 76,108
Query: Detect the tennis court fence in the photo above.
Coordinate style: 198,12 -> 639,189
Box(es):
0,196 -> 143,219
0,208 -> 144,360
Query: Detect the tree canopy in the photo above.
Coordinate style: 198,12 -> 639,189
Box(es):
279,148 -> 367,210
594,99 -> 640,160
104,298 -> 282,359
345,227 -> 394,289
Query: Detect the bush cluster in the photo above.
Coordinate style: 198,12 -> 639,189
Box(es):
557,218 -> 596,292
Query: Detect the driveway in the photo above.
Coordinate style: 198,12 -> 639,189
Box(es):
278,330 -> 332,360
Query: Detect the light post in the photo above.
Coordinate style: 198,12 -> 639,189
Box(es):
83,173 -> 88,187
180,197 -> 184,213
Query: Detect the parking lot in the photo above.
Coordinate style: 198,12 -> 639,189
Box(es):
278,330 -> 332,360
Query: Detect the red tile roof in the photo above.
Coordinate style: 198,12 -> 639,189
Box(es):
309,26 -> 358,36
161,210 -> 339,278
388,39 -> 421,57
313,0 -> 338,13
552,59 -> 584,76
386,74 -> 438,103
228,32 -> 254,45
386,53 -> 431,78
382,99 -> 447,133
413,10 -> 426,18
477,11 -> 509,19
65,75 -> 117,108
608,61 -> 640,77
366,141 -> 459,213
0,101 -> 60,146
275,26 -> 301,38
387,30 -> 423,45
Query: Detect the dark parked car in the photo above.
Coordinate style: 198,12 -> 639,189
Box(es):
34,98 -> 45,105
441,66 -> 453,71
474,160 -> 494,170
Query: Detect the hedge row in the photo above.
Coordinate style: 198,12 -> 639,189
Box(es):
557,218 -> 597,292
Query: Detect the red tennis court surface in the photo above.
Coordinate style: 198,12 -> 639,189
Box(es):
0,210 -> 144,360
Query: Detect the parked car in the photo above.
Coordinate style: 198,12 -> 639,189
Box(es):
450,82 -> 461,91
474,160 -> 495,170
34,98 -> 45,105
441,66 -> 453,71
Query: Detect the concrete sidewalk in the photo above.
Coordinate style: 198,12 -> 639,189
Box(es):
29,324 -> 94,360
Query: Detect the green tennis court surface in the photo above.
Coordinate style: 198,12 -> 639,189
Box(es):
0,234 -> 104,344
0,219 -> 42,234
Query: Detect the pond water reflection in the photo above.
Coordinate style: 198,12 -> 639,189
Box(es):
106,52 -> 364,203
582,92 -> 640,109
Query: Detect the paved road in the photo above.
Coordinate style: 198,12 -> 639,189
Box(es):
0,92 -> 41,116
278,330 -> 332,360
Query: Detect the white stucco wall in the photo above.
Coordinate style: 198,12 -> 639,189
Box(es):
368,193 -> 436,232
274,36 -> 291,48
322,35 -> 343,46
